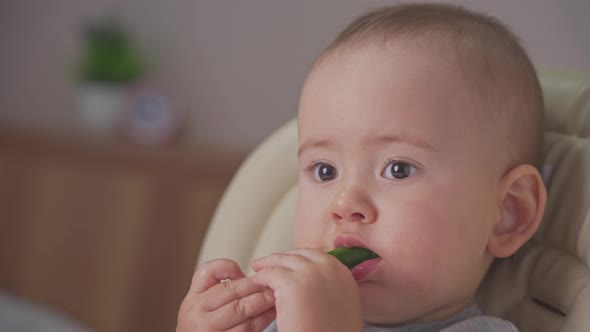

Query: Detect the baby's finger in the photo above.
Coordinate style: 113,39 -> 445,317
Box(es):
286,247 -> 329,260
227,307 -> 277,332
282,247 -> 340,265
211,289 -> 276,330
204,277 -> 268,311
250,252 -> 310,272
191,259 -> 245,294
250,266 -> 292,291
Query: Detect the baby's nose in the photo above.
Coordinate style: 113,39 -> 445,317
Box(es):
331,189 -> 376,224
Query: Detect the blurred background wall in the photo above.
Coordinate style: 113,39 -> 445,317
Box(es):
0,1 -> 588,332
1,0 -> 589,151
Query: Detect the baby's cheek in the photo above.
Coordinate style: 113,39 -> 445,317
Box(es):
293,219 -> 310,247
293,200 -> 325,248
294,221 -> 326,248
400,198 -> 488,290
382,197 -> 458,274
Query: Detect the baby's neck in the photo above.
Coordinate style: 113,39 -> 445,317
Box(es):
366,297 -> 476,328
364,302 -> 481,331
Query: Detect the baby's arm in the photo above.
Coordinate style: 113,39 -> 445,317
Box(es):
251,248 -> 363,332
177,259 -> 276,332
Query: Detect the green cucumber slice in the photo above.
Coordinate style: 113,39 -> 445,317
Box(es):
328,247 -> 379,269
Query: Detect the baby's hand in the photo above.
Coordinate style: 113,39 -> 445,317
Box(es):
177,259 -> 276,332
251,249 -> 363,332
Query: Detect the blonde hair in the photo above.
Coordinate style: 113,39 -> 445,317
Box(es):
314,3 -> 544,170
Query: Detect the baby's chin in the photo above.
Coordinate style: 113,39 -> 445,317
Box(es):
360,287 -> 475,326
358,283 -> 408,324
360,302 -> 433,328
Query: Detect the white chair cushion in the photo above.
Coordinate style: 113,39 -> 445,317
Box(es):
478,71 -> 590,332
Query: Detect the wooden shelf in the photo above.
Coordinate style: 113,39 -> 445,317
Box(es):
0,128 -> 246,331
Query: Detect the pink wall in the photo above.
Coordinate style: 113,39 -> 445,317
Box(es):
1,0 -> 589,151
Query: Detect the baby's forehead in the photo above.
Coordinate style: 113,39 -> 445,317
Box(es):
313,37 -> 500,109
307,30 -> 532,120
306,43 -> 486,112
302,46 -> 512,157
304,4 -> 544,170
302,54 -> 489,136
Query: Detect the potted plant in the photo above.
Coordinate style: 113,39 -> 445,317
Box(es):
77,19 -> 146,136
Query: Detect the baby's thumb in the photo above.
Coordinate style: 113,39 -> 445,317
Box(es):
250,256 -> 267,272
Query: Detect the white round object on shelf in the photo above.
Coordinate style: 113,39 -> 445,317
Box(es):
120,85 -> 184,145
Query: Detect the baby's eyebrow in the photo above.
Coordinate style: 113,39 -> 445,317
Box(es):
298,134 -> 438,156
370,134 -> 439,152
298,138 -> 334,157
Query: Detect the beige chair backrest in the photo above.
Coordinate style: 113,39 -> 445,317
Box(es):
198,70 -> 590,332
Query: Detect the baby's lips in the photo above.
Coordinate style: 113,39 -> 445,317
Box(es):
350,257 -> 382,282
333,233 -> 376,254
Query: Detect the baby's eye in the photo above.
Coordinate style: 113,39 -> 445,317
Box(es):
382,160 -> 417,180
311,163 -> 338,182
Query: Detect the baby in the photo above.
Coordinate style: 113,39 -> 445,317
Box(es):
177,3 -> 547,332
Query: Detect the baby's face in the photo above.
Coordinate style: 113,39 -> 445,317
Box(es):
295,47 -> 502,324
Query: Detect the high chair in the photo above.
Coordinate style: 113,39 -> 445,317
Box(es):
197,70 -> 590,332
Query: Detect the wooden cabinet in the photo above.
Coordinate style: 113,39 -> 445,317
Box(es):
0,129 -> 245,331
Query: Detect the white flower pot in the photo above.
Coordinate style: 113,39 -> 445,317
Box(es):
78,83 -> 127,137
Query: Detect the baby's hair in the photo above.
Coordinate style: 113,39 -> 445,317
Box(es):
314,3 -> 544,171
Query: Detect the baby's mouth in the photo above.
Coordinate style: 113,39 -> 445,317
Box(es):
333,233 -> 376,253
350,256 -> 382,282
330,234 -> 380,269
328,247 -> 380,269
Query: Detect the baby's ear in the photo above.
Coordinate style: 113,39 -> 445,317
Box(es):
487,164 -> 547,258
